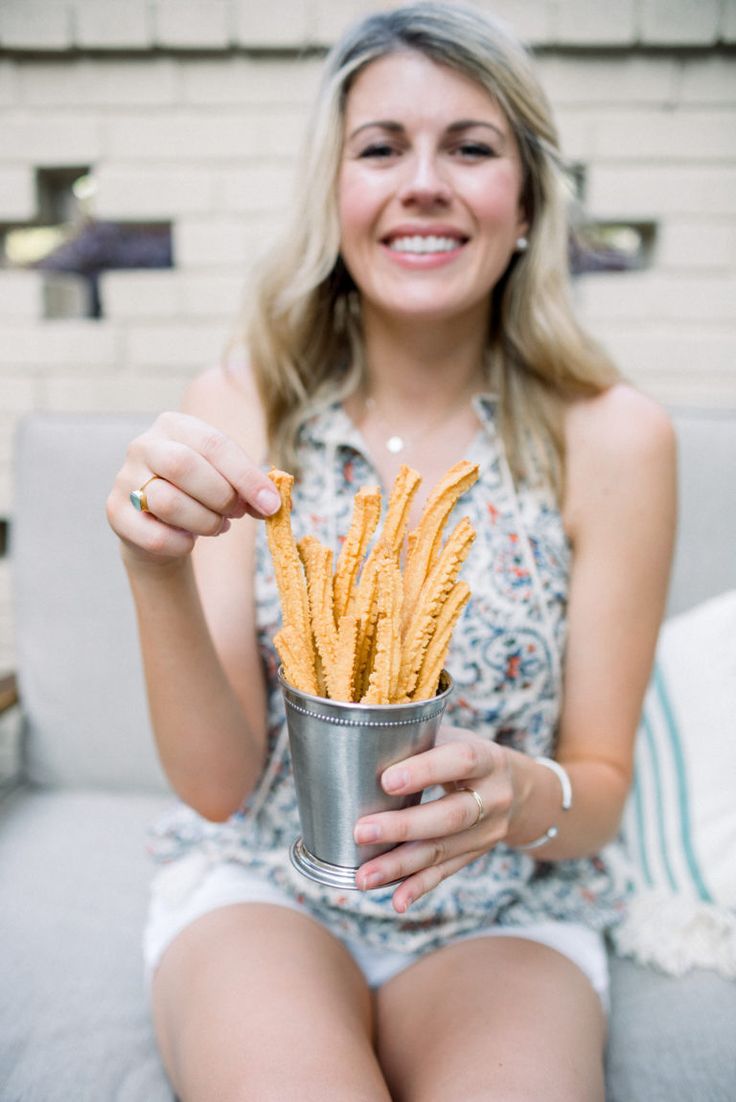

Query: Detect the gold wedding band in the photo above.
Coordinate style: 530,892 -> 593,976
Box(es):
129,475 -> 159,513
458,785 -> 485,827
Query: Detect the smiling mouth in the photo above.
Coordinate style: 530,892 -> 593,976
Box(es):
383,233 -> 468,255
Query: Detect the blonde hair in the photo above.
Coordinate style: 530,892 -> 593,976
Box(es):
232,2 -> 619,494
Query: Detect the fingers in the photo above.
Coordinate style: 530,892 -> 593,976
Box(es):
107,410 -> 283,564
353,735 -> 514,910
151,412 -> 281,518
107,487 -> 199,562
391,851 -> 474,914
354,786 -> 486,847
142,438 -> 247,520
380,736 -> 496,796
128,476 -> 232,539
356,834 -> 487,912
355,799 -> 509,912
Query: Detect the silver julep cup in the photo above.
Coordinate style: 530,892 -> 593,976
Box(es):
278,669 -> 453,891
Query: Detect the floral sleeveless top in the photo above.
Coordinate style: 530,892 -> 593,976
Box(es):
148,395 -> 627,952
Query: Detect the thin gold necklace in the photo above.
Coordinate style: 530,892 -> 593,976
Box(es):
363,388 -> 477,456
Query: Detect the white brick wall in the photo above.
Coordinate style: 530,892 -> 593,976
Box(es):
679,55 -> 736,102
0,164 -> 35,221
2,0 -> 735,51
0,114 -> 102,164
103,109 -> 306,161
100,271 -> 180,320
124,322 -> 230,371
577,273 -> 736,323
640,0 -> 722,45
474,0 -> 554,45
657,221 -> 736,268
0,0 -> 72,50
234,0 -> 311,47
95,166 -> 214,218
724,0 -> 736,42
179,57 -> 322,106
536,55 -> 678,105
593,110 -> 736,161
553,0 -> 637,46
18,58 -> 180,107
587,166 -> 736,217
73,0 -> 152,50
0,2 -> 735,672
153,0 -> 234,49
0,61 -> 18,106
0,270 -> 86,319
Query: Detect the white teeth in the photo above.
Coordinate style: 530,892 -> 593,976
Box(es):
388,235 -> 461,254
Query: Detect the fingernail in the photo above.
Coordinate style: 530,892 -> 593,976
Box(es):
360,871 -> 382,890
383,767 -> 408,793
255,487 -> 281,515
355,823 -> 381,844
218,518 -> 231,535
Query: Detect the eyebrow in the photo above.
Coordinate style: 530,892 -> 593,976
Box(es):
347,118 -> 506,142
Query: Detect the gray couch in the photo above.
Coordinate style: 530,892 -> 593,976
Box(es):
1,409 -> 735,1101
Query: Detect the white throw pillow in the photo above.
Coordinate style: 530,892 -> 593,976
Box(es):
609,590 -> 736,978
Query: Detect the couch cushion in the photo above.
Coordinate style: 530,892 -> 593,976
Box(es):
0,787 -> 174,1101
13,413 -> 169,792
2,788 -> 734,1102
667,409 -> 736,616
605,956 -> 736,1102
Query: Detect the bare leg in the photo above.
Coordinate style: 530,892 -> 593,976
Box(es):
151,903 -> 392,1102
376,936 -> 606,1102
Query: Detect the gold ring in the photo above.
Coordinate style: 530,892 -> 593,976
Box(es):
129,475 -> 159,513
458,785 -> 485,827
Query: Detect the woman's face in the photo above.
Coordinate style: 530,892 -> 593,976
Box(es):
337,50 -> 529,328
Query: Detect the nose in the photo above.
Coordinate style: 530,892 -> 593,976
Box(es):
397,151 -> 452,208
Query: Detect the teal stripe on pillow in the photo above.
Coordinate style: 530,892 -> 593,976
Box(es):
631,770 -> 653,888
653,664 -> 713,903
640,709 -> 679,892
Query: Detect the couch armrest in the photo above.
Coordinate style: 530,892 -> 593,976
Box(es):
0,673 -> 18,716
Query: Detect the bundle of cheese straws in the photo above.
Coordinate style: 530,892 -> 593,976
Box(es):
265,460 -> 479,704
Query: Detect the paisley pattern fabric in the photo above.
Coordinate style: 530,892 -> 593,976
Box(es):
148,395 -> 627,954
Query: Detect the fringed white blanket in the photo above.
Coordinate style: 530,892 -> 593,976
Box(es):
612,889 -> 736,978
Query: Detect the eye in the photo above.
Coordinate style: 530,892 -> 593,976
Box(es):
357,142 -> 399,159
453,141 -> 497,159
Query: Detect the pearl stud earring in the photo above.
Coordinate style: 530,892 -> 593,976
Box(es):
515,236 -> 528,252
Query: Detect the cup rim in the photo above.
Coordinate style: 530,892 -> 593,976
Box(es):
277,666 -> 453,711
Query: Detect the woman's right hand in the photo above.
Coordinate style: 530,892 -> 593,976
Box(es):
106,411 -> 282,569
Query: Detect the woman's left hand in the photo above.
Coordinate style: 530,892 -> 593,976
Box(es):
353,725 -> 516,913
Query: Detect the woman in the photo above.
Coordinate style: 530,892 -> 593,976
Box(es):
107,4 -> 676,1098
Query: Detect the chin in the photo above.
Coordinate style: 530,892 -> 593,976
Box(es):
376,297 -> 481,324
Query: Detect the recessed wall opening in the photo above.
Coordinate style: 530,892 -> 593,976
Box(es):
564,163 -> 657,274
0,166 -> 173,319
572,221 -> 657,274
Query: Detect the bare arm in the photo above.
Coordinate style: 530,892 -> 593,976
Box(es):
107,363 -> 277,821
503,383 -> 678,855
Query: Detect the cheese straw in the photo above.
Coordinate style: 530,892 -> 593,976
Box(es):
266,461 -> 479,703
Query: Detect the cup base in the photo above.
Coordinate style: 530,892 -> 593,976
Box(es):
290,837 -> 361,890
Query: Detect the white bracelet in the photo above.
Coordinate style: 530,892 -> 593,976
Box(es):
515,756 -> 572,851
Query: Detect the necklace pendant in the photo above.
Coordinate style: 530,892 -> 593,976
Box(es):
386,435 -> 406,454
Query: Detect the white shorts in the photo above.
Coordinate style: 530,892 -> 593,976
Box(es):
143,855 -> 610,1009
